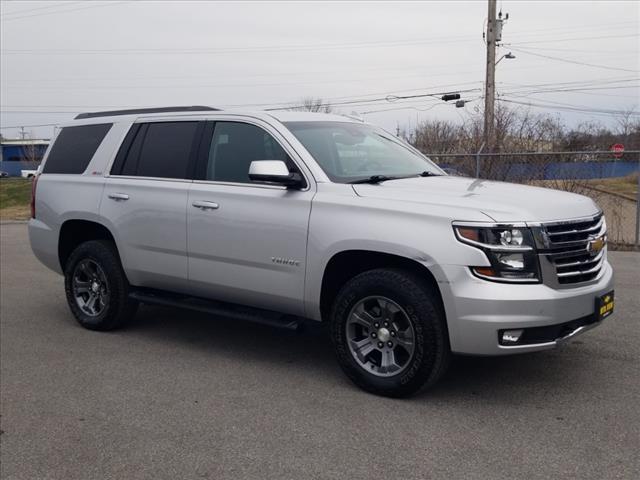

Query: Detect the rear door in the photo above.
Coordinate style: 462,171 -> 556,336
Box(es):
101,120 -> 203,291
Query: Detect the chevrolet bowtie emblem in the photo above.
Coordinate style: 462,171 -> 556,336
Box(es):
587,236 -> 606,256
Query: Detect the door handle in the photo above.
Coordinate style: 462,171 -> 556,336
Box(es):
192,200 -> 219,210
108,193 -> 129,201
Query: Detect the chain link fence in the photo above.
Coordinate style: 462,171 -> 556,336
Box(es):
425,151 -> 640,248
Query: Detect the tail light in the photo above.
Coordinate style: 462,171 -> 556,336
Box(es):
30,174 -> 39,219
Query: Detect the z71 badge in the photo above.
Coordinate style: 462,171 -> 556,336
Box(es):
271,257 -> 300,267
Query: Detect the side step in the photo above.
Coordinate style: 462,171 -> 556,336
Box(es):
129,290 -> 302,331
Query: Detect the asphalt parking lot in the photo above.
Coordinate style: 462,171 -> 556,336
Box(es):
1,223 -> 639,480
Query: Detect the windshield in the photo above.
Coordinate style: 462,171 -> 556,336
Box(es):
284,121 -> 443,183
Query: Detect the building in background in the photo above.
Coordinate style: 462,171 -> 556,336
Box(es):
0,138 -> 50,176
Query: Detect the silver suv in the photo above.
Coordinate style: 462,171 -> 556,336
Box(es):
29,106 -> 614,397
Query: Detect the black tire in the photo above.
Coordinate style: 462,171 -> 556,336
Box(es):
330,268 -> 450,398
64,240 -> 138,331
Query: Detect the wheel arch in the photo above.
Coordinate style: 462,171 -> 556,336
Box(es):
318,249 -> 444,322
58,219 -> 118,271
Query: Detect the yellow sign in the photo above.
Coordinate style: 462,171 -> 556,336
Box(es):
599,292 -> 614,320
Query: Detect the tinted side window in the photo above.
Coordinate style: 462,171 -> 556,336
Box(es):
120,124 -> 147,176
43,124 -> 112,174
206,122 -> 290,183
136,122 -> 198,179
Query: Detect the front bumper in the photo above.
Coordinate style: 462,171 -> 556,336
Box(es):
437,260 -> 614,355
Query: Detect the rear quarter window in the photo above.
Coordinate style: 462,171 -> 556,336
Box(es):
43,123 -> 112,174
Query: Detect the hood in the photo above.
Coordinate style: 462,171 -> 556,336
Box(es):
352,176 -> 600,223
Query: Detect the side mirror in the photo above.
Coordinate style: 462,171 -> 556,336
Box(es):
248,161 -> 304,188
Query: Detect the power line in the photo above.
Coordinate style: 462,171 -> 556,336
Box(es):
2,32 -> 638,56
0,83 -> 485,124
0,122 -> 60,129
498,76 -> 639,89
503,20 -> 639,36
508,45 -> 639,55
497,77 -> 640,96
1,70 -> 483,91
506,33 -> 640,46
0,34 -> 479,55
509,47 -> 639,73
501,85 -> 639,96
0,1 -> 84,18
2,63 -> 561,89
360,98 -> 482,115
0,62 -> 460,84
501,96 -> 637,113
2,82 -> 636,114
1,1 -> 130,21
265,88 -> 482,111
0,80 -> 487,111
497,98 -> 639,117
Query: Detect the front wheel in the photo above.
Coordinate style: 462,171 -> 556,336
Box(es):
330,269 -> 450,397
64,240 -> 137,331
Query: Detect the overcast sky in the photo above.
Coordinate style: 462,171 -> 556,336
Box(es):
1,0 -> 638,139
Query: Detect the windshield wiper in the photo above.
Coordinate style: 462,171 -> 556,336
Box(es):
349,171 -> 442,184
349,175 -> 406,184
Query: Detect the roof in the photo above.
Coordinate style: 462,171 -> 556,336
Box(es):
264,111 -> 360,123
59,107 -> 362,128
74,105 -> 220,119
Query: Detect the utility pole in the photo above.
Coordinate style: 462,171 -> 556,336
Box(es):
483,0 -> 497,152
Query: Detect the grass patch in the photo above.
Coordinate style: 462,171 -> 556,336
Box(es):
0,178 -> 32,220
586,173 -> 638,200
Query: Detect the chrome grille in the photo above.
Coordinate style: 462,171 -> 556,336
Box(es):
540,214 -> 606,286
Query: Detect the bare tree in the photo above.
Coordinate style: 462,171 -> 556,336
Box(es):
288,97 -> 333,113
413,119 -> 461,154
614,108 -> 639,137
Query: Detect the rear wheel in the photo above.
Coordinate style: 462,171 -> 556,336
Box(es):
64,240 -> 137,331
330,268 -> 450,397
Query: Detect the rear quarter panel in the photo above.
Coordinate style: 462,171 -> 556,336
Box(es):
29,122 -> 132,273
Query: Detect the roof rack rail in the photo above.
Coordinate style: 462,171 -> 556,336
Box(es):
74,106 -> 221,120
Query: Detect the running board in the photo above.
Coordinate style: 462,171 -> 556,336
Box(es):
129,290 -> 302,331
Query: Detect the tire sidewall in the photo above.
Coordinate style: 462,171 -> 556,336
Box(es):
64,240 -> 130,330
330,269 -> 447,397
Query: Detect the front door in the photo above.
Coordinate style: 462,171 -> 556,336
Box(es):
187,120 -> 313,316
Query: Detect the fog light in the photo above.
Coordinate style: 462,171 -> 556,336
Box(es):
501,329 -> 524,344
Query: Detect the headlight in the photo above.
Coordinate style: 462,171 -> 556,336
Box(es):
453,223 -> 540,283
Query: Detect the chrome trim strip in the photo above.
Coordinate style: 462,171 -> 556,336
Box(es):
556,256 -> 605,278
539,212 -> 603,227
547,217 -> 604,236
471,268 -> 539,283
535,213 -> 607,288
452,220 -> 529,228
452,225 -> 534,252
555,250 -> 604,268
540,247 -> 594,258
498,320 -> 603,350
555,321 -> 602,345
